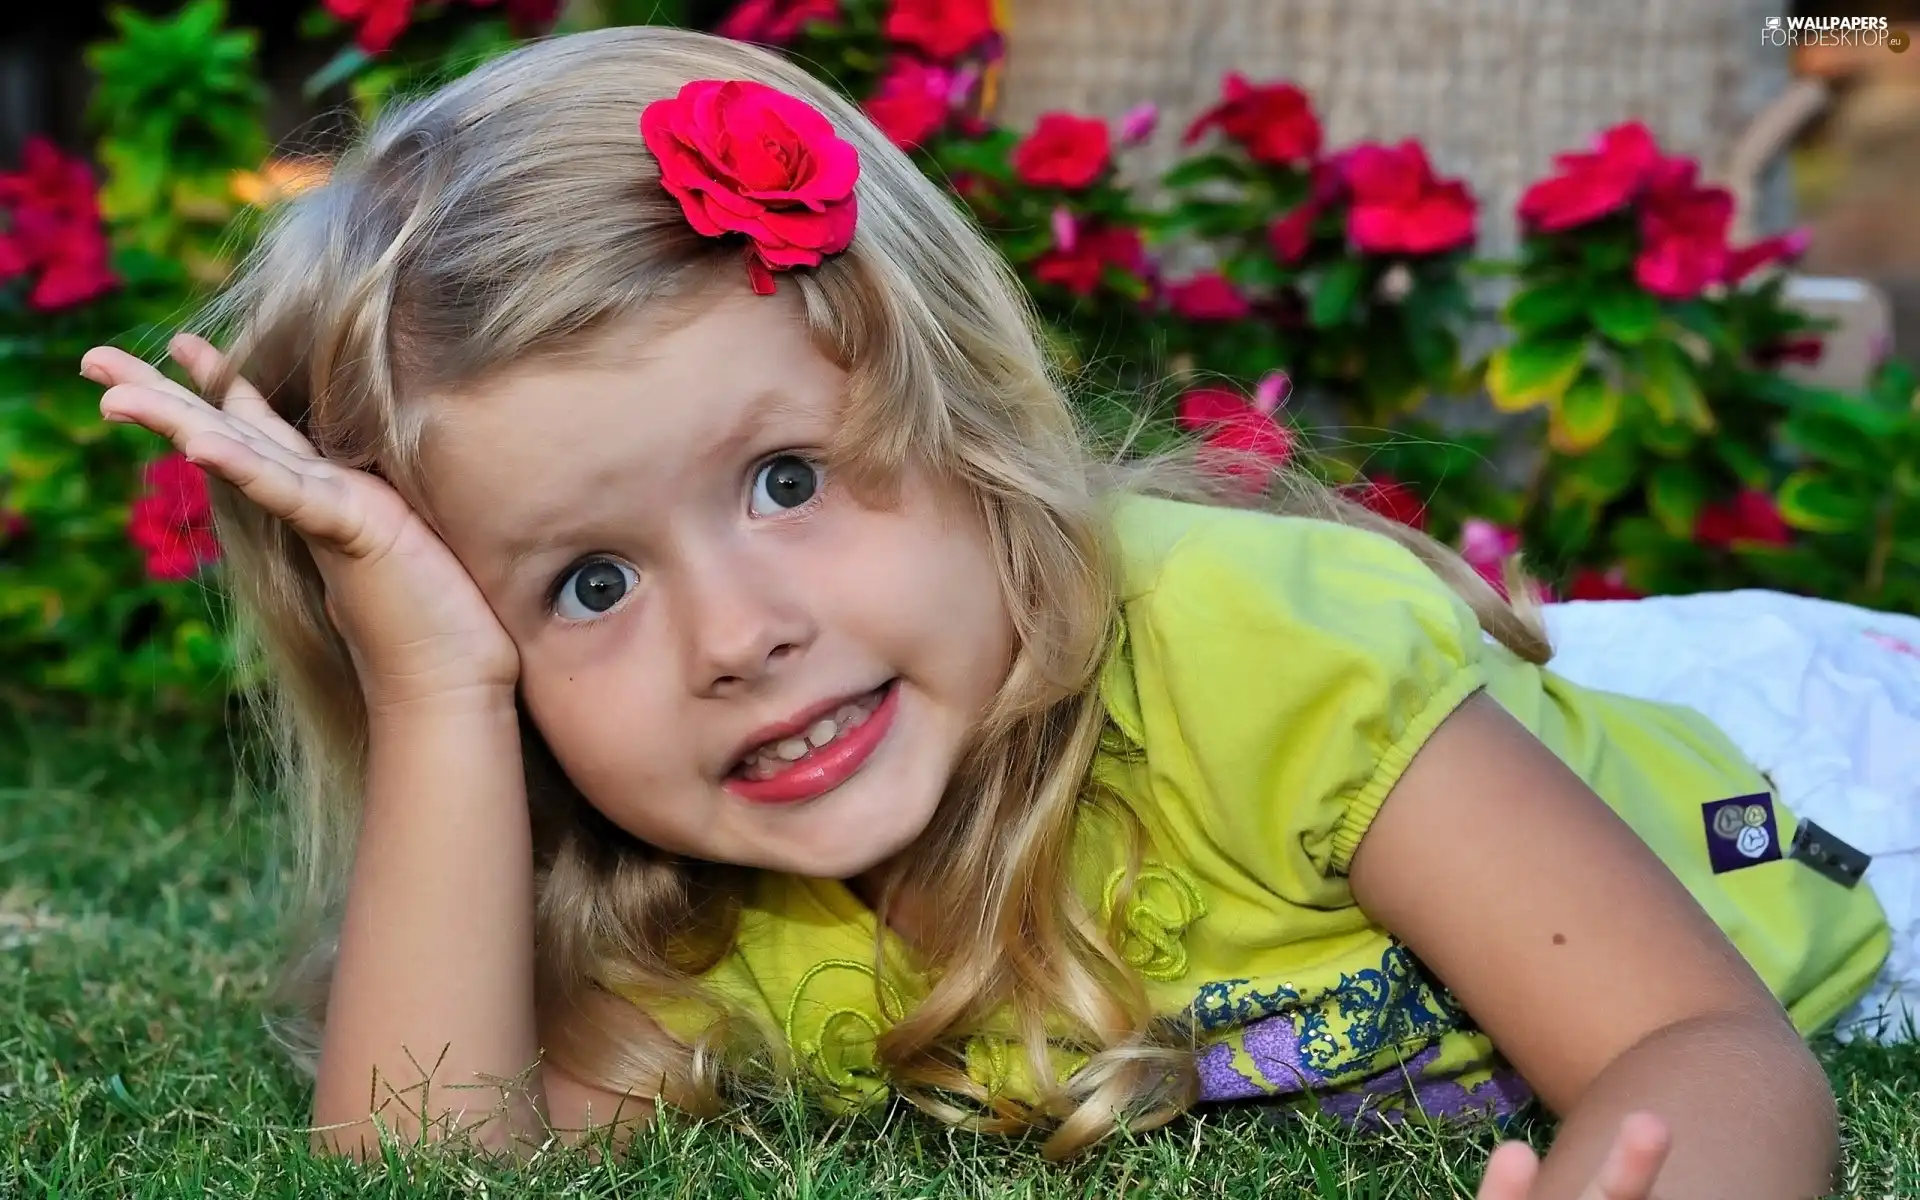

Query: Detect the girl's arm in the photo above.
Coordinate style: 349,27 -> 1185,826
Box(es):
311,689 -> 545,1154
1349,692 -> 1838,1200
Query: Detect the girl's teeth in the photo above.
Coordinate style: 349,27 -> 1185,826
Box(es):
774,738 -> 810,761
806,719 -> 837,748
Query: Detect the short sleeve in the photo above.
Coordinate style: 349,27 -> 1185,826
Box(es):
1101,500 -> 1488,904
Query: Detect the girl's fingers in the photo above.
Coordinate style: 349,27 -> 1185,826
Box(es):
99,382 -> 284,465
165,334 -> 316,456
1590,1114 -> 1671,1200
81,345 -> 207,409
179,433 -> 364,551
1475,1141 -> 1541,1200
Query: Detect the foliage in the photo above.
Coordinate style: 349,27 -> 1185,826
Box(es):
3,0 -> 1916,719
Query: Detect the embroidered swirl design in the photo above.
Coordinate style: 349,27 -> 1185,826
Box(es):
782,958 -> 904,1111
1102,862 -> 1207,981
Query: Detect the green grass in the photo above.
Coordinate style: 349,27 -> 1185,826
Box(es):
4,712 -> 1918,1198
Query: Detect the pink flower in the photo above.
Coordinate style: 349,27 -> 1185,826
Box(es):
1517,121 -> 1665,232
128,453 -> 220,580
1012,113 -> 1113,190
1184,73 -> 1321,165
1459,517 -> 1522,595
1177,385 -> 1292,485
1267,204 -> 1318,265
1341,140 -> 1477,255
1724,226 -> 1812,285
1633,159 -> 1734,299
716,0 -> 841,44
640,79 -> 860,293
882,0 -> 994,61
863,57 -> 952,150
1165,272 -> 1251,320
1252,370 -> 1291,414
1118,102 -> 1160,146
323,0 -> 414,54
1049,206 -> 1078,254
0,138 -> 117,311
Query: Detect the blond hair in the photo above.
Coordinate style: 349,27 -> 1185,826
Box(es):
202,26 -> 1549,1158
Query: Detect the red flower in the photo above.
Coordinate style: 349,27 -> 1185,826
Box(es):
0,138 -> 116,311
1184,74 -> 1321,166
1032,224 -> 1144,296
1695,489 -> 1792,548
640,79 -> 860,294
1724,226 -> 1812,286
1566,566 -> 1644,601
882,0 -> 994,60
128,454 -> 220,581
324,0 -> 414,53
1348,474 -> 1427,531
1165,272 -> 1251,320
1177,386 -> 1292,485
1267,204 -> 1318,265
1634,160 -> 1733,299
863,57 -> 952,150
1012,113 -> 1112,190
716,0 -> 841,45
1517,120 -> 1664,232
1340,140 -> 1477,256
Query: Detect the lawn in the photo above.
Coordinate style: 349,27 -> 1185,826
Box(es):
4,711 -> 1917,1199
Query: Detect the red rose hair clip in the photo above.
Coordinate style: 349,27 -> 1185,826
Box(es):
640,79 -> 861,295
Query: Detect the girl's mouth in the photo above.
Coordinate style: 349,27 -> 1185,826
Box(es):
723,680 -> 900,806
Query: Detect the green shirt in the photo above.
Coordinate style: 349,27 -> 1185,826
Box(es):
624,496 -> 1890,1120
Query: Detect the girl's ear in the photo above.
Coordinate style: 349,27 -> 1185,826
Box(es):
323,593 -> 341,633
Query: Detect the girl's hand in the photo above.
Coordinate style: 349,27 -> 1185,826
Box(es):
1476,1113 -> 1672,1200
85,335 -> 519,709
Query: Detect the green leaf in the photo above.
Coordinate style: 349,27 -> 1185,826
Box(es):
1549,370 -> 1621,453
1581,232 -> 1637,273
1776,470 -> 1876,534
1782,408 -> 1889,474
1503,280 -> 1589,336
1160,153 -> 1254,190
1590,286 -> 1661,345
1633,341 -> 1713,432
1309,258 -> 1367,329
1486,335 -> 1587,412
1647,464 -> 1709,537
306,44 -> 372,98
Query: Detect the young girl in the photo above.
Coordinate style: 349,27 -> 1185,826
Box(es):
82,24 -> 1917,1200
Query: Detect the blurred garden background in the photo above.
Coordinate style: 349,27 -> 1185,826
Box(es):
4,0 -> 1920,1195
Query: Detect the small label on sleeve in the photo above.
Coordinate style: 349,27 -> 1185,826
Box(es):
1787,819 -> 1872,889
1702,793 -> 1782,875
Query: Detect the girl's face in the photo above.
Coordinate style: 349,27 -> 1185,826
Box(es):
418,283 -> 1017,879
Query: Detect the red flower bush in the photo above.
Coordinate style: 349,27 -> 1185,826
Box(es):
883,0 -> 994,61
1339,140 -> 1476,255
1166,272 -> 1250,320
0,138 -> 117,311
863,57 -> 952,150
1695,490 -> 1793,548
717,0 -> 841,45
640,79 -> 860,291
1012,113 -> 1112,190
128,454 -> 220,581
1184,74 -> 1321,166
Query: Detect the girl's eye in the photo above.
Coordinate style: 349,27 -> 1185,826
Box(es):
552,557 -> 638,621
749,453 -> 822,516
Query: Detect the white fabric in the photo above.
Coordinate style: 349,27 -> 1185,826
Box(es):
1539,590 -> 1920,1043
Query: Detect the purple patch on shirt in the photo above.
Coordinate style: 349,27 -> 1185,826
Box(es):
1702,792 -> 1783,875
1196,1015 -> 1327,1102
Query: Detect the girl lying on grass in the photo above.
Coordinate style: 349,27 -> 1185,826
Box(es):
82,25 -> 1918,1200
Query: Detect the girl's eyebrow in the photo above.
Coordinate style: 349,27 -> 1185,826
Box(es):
493,388 -> 822,578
